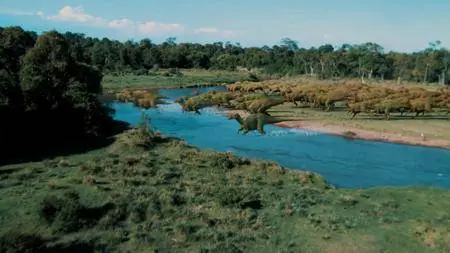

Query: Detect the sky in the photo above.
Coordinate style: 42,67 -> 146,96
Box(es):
0,0 -> 449,52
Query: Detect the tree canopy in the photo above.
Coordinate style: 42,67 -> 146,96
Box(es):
2,26 -> 447,84
0,27 -> 115,163
2,27 -> 446,85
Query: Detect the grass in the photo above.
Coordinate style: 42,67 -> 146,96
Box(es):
1,125 -> 449,253
101,69 -> 251,90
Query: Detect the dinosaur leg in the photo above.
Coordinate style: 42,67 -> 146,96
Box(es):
257,118 -> 266,135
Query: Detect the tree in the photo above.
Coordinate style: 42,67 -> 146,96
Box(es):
19,30 -> 112,137
3,25 -> 450,85
20,31 -> 73,111
0,26 -> 35,110
280,37 -> 299,52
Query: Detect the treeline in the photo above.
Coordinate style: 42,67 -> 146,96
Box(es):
2,26 -> 447,84
0,26 -> 117,163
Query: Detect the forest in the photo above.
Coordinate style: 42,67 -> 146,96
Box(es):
0,26 -> 118,163
1,26 -> 449,84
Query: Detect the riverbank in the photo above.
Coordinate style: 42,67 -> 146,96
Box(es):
1,128 -> 449,253
221,109 -> 450,150
275,120 -> 450,150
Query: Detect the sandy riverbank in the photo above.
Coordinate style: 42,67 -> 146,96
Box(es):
222,109 -> 450,150
274,120 -> 450,150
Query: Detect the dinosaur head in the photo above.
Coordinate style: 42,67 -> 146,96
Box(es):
227,112 -> 241,120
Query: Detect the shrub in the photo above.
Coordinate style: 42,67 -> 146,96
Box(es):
339,195 -> 359,206
40,191 -> 85,232
0,232 -> 47,253
247,73 -> 260,82
215,186 -> 260,209
40,190 -> 114,233
134,68 -> 148,76
168,68 -> 183,77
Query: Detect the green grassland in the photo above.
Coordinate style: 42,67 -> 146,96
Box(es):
1,124 -> 449,253
101,69 -> 252,90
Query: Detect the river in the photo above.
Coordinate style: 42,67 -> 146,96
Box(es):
111,87 -> 450,189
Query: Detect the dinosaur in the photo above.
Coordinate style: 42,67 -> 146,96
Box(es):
227,112 -> 283,135
116,89 -> 167,109
176,91 -> 234,114
243,98 -> 284,116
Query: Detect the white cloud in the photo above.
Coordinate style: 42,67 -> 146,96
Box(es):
138,22 -> 183,34
38,6 -> 183,35
108,19 -> 134,29
222,30 -> 236,38
0,7 -> 34,16
194,27 -> 219,34
1,5 -> 236,39
194,27 -> 236,38
45,6 -> 106,27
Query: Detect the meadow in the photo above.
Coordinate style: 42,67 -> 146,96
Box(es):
101,69 -> 252,90
1,121 -> 449,253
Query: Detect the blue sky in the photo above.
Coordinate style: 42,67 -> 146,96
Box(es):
1,0 -> 449,52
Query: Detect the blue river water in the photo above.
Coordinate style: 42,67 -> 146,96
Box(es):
111,87 -> 450,189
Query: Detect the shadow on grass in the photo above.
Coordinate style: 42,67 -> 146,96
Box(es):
0,232 -> 97,253
0,120 -> 130,166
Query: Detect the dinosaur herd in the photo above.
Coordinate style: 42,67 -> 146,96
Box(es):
115,81 -> 450,135
228,81 -> 450,120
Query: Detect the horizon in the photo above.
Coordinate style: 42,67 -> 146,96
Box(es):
1,1 -> 450,53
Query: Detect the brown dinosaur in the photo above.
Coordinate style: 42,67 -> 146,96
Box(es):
227,112 -> 283,135
244,98 -> 284,116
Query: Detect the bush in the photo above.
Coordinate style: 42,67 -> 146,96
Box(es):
134,68 -> 148,76
215,186 -> 260,209
168,68 -> 184,77
339,195 -> 359,206
40,190 -> 114,233
247,73 -> 260,82
0,232 -> 46,253
40,191 -> 90,232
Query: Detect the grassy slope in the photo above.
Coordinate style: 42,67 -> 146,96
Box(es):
101,69 -> 250,90
0,129 -> 449,253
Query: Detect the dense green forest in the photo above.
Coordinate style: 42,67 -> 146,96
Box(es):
2,26 -> 449,84
62,34 -> 450,84
0,26 -> 119,164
